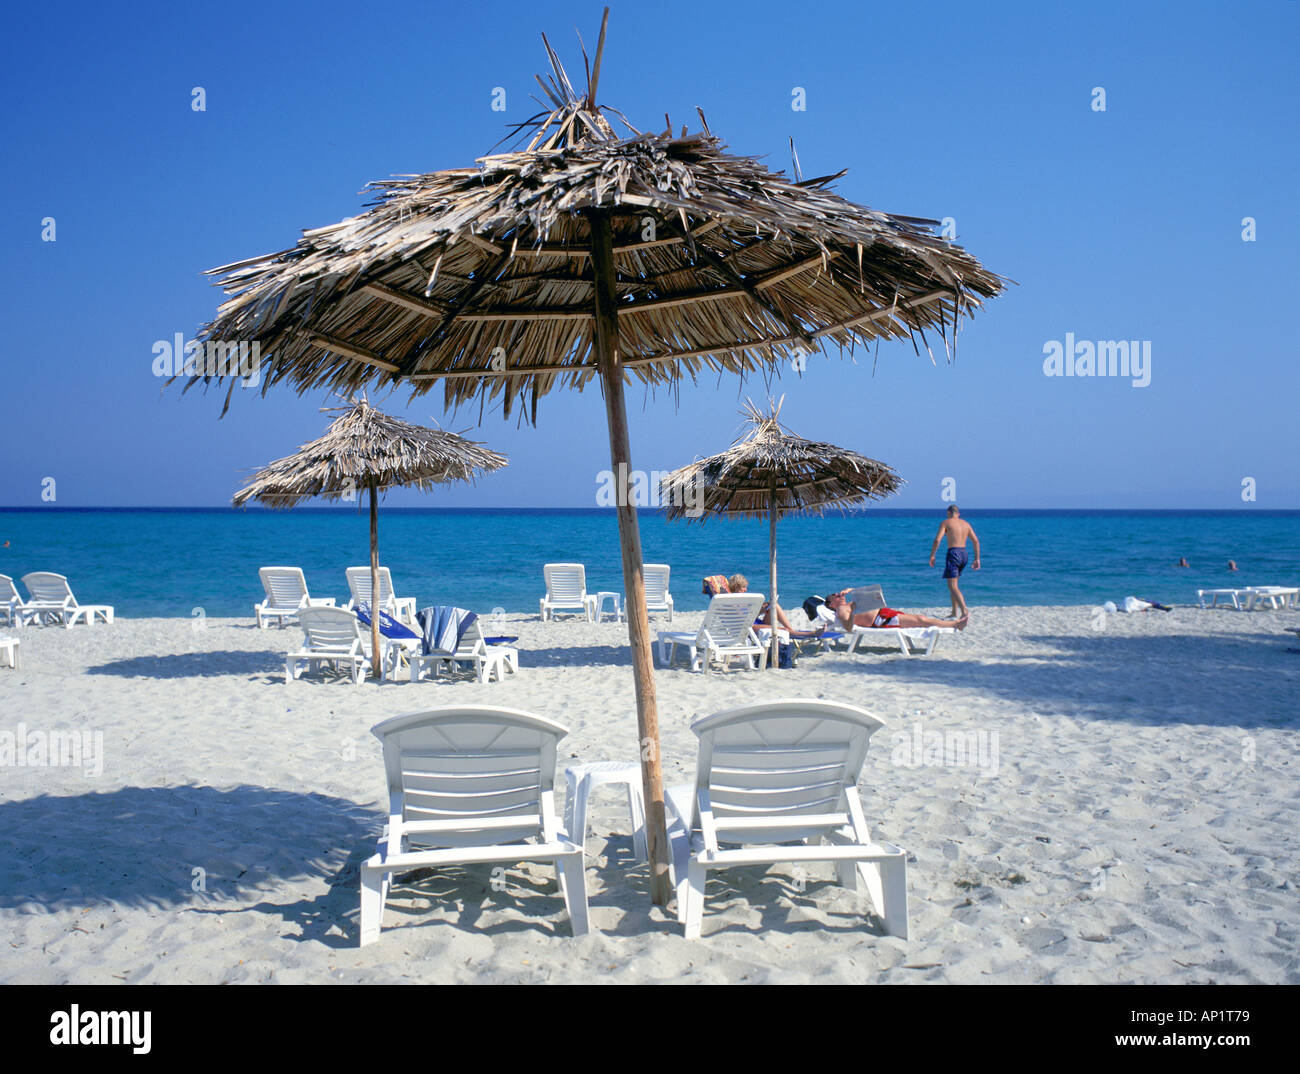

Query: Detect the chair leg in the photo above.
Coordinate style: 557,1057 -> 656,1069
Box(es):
359,867 -> 385,946
627,782 -> 648,863
668,829 -> 691,924
569,775 -> 591,858
835,858 -> 859,891
284,657 -> 294,684
859,853 -> 909,939
683,861 -> 707,938
559,853 -> 590,936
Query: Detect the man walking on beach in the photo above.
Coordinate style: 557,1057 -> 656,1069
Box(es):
929,505 -> 980,618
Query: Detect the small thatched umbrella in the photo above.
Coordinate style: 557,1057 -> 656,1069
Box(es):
190,10 -> 1003,902
232,400 -> 507,677
661,398 -> 902,668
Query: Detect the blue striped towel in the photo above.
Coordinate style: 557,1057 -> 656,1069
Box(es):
416,606 -> 479,656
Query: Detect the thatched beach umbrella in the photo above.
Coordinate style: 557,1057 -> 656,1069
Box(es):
191,9 -> 1003,903
661,398 -> 902,668
232,400 -> 506,677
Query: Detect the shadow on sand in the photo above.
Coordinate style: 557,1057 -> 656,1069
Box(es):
828,628 -> 1300,729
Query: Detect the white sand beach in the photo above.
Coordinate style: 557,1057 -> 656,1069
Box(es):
1,603 -> 1297,985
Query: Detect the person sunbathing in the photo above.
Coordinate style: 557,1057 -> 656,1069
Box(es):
825,591 -> 968,631
728,574 -> 825,637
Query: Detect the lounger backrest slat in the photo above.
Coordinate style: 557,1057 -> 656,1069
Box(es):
691,701 -> 885,841
643,564 -> 671,604
0,575 -> 20,604
21,572 -> 74,605
373,708 -> 569,847
297,607 -> 363,650
457,619 -> 487,653
260,567 -> 309,609
700,593 -> 765,646
346,566 -> 395,608
543,564 -> 587,603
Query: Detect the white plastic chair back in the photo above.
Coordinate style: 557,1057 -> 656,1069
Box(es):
260,567 -> 310,610
346,566 -> 396,610
21,572 -> 74,604
372,707 -> 568,848
0,575 -> 20,604
458,618 -> 488,653
643,564 -> 671,605
698,593 -> 765,647
297,606 -> 365,653
690,699 -> 885,845
543,563 -> 587,603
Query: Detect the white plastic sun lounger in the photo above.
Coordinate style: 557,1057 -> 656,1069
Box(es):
285,606 -> 387,684
0,635 -> 18,669
359,706 -> 589,944
850,624 -> 955,657
255,566 -> 336,629
1242,586 -> 1300,611
657,593 -> 768,671
0,575 -> 35,627
665,698 -> 908,940
540,563 -> 595,621
20,573 -> 114,628
408,618 -> 512,684
1197,588 -> 1248,610
640,563 -> 674,620
344,566 -> 417,624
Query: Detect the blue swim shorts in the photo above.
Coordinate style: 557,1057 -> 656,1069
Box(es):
943,548 -> 968,578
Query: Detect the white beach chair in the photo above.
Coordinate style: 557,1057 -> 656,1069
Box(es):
0,635 -> 18,669
824,585 -> 953,657
255,566 -> 336,629
0,575 -> 35,627
344,566 -> 417,624
850,624 -> 953,656
540,563 -> 595,621
285,606 -> 384,685
1242,586 -> 1300,611
19,573 -> 114,628
408,618 -> 512,684
359,706 -> 589,944
1197,588 -> 1247,610
641,563 -> 674,621
665,698 -> 908,939
656,593 -> 768,671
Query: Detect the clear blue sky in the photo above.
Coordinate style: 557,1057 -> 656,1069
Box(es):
2,0 -> 1296,509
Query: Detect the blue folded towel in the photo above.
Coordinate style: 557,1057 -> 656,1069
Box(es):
483,635 -> 518,646
416,606 -> 479,656
355,604 -> 420,640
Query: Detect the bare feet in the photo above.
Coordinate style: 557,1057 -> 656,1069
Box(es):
954,615 -> 970,631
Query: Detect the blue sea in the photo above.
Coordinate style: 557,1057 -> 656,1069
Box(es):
0,508 -> 1295,619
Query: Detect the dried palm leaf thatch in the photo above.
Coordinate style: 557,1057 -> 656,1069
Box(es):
232,399 -> 506,507
191,20 -> 1006,421
660,397 -> 902,522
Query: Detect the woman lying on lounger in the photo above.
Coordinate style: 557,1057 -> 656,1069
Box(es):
728,574 -> 825,637
824,591 -> 968,631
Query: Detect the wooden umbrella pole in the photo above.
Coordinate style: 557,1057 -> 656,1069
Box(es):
769,482 -> 780,670
589,208 -> 671,906
369,480 -> 382,681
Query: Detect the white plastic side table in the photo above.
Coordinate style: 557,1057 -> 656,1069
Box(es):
563,761 -> 648,861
